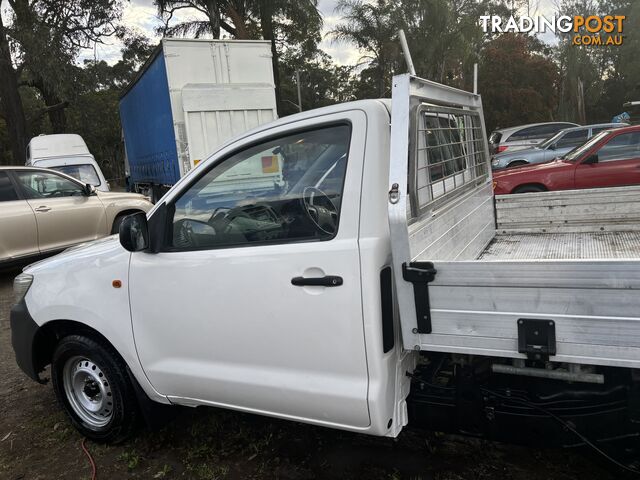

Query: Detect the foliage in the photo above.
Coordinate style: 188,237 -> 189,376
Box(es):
479,33 -> 559,132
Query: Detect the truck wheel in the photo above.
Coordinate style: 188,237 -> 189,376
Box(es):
51,335 -> 139,443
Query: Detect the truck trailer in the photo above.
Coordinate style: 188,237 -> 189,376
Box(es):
11,74 -> 640,468
120,38 -> 278,202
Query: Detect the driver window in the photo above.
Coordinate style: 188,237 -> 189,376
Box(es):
170,124 -> 351,250
15,171 -> 85,198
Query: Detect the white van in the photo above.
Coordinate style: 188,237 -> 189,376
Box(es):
26,134 -> 110,191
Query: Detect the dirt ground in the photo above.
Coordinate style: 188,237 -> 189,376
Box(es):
0,270 -> 619,480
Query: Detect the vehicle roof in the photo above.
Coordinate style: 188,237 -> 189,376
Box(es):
560,123 -> 625,132
121,38 -> 273,99
603,124 -> 640,133
493,121 -> 579,135
28,134 -> 91,159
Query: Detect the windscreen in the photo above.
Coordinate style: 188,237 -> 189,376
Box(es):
563,130 -> 610,161
52,164 -> 101,186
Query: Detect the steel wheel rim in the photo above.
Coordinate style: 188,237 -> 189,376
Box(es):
62,356 -> 113,428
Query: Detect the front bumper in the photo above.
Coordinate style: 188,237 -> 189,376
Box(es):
10,299 -> 44,383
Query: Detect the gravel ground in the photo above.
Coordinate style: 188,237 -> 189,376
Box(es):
0,269 -> 618,479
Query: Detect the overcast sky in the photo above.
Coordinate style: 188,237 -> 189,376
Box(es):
83,0 -> 560,65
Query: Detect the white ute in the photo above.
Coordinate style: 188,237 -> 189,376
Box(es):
11,75 -> 640,454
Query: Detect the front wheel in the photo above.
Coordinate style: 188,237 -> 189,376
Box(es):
51,335 -> 139,443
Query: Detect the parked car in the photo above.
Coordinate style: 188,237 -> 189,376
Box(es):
491,123 -> 624,170
488,121 -> 578,155
10,75 -> 640,452
0,166 -> 152,267
493,124 -> 640,194
27,134 -> 110,192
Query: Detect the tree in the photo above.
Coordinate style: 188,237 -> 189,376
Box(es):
0,0 -> 123,163
332,0 -> 403,98
0,11 -> 27,164
479,33 -> 559,133
279,48 -> 356,115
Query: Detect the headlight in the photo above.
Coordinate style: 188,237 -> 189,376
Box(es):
491,158 -> 501,167
13,273 -> 34,304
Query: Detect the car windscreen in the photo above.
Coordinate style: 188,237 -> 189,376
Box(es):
52,164 -> 101,186
563,130 -> 611,161
538,130 -> 565,149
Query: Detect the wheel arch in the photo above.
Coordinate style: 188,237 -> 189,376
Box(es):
512,183 -> 548,194
34,319 -> 122,380
34,319 -> 174,426
506,159 -> 529,168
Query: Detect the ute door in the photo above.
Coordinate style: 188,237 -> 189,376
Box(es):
575,130 -> 640,189
130,111 -> 370,429
13,169 -> 108,252
388,74 -> 492,350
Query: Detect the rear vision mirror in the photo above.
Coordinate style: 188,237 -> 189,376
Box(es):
119,212 -> 149,252
583,154 -> 599,165
84,183 -> 96,196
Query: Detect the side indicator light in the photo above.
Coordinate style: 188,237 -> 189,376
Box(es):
112,280 -> 122,289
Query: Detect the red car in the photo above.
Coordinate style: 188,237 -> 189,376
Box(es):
492,124 -> 640,194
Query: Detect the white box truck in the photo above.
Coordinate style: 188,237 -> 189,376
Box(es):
119,38 -> 278,202
11,74 -> 640,469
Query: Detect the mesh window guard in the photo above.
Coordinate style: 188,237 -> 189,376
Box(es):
410,104 -> 489,217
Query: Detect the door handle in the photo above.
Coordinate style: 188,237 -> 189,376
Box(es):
291,275 -> 343,287
34,206 -> 51,212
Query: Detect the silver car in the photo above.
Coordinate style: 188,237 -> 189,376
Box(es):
491,123 -> 625,170
488,121 -> 578,155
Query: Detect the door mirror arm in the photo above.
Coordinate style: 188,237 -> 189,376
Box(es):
583,153 -> 599,165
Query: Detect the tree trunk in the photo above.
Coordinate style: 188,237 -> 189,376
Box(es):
206,0 -> 221,38
226,4 -> 250,39
0,12 -> 27,165
259,0 -> 282,115
42,87 -> 67,133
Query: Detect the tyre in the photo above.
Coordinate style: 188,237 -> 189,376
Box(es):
513,185 -> 546,194
51,334 -> 139,443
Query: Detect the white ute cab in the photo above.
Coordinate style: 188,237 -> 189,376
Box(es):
11,75 -> 640,453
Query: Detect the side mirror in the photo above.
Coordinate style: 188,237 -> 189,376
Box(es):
549,143 -> 557,150
83,183 -> 96,196
583,154 -> 599,165
119,212 -> 149,252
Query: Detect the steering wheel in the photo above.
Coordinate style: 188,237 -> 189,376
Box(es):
44,189 -> 64,197
301,186 -> 338,235
176,219 -> 216,248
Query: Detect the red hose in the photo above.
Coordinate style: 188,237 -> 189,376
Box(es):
81,438 -> 97,480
